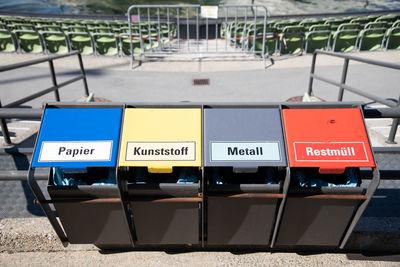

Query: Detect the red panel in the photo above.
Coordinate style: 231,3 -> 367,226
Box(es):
282,108 -> 375,169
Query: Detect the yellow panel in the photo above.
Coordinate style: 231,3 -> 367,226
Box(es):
119,108 -> 202,170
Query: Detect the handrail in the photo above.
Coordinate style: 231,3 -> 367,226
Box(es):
0,52 -> 90,145
308,50 -> 400,144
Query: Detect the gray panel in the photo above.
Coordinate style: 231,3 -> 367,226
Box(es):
204,108 -> 287,167
207,198 -> 278,245
275,198 -> 360,246
131,202 -> 199,245
54,202 -> 132,246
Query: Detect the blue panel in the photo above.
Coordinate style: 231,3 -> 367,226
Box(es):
32,108 -> 122,168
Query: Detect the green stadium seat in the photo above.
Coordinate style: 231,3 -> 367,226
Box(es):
13,23 -> 44,53
0,24 -> 17,53
41,25 -> 69,54
375,14 -> 399,25
248,26 -> 278,56
331,28 -> 360,52
93,33 -> 119,56
120,35 -> 143,56
67,26 -> 94,55
304,25 -> 331,53
358,27 -> 387,51
385,26 -> 400,50
280,25 -> 305,55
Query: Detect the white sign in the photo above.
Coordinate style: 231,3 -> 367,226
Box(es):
211,142 -> 281,161
201,6 -> 218,19
125,142 -> 196,161
39,141 -> 113,162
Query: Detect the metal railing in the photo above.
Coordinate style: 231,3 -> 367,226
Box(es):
0,51 -> 90,145
127,4 -> 270,68
307,49 -> 400,144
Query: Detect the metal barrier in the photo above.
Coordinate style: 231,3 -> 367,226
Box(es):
0,51 -> 89,145
126,4 -> 269,68
307,49 -> 400,144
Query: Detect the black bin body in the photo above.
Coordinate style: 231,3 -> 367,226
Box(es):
128,182 -> 200,245
204,108 -> 288,246
30,107 -> 131,249
48,184 -> 131,248
276,107 -> 378,248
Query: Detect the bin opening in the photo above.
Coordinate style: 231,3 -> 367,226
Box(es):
291,167 -> 361,188
232,167 -> 259,174
127,167 -> 200,184
319,167 -> 346,174
209,167 -> 283,185
53,167 -> 117,186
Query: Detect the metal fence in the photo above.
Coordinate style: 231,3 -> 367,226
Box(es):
0,51 -> 89,145
307,49 -> 400,143
126,4 -> 270,68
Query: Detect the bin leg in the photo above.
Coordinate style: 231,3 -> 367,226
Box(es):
27,168 -> 69,247
270,168 -> 291,248
339,168 -> 380,249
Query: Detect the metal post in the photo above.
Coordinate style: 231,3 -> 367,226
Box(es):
386,95 -> 400,144
167,8 -> 171,50
262,8 -> 266,64
242,7 -> 247,51
253,8 -> 256,52
0,101 -> 11,145
77,53 -> 89,97
197,7 -> 199,53
225,8 -> 228,50
215,13 -> 218,52
338,58 -> 349,101
177,8 -> 180,50
138,8 -> 143,57
187,7 -> 190,52
234,8 -> 237,48
157,8 -> 161,51
48,60 -> 60,101
128,7 -> 133,68
206,16 -> 209,52
307,52 -> 318,96
147,8 -> 152,51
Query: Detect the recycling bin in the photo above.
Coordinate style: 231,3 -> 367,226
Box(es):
203,107 -> 289,246
28,104 -> 132,249
274,104 -> 379,248
118,107 -> 202,246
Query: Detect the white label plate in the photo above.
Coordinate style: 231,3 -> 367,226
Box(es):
211,141 -> 281,161
39,141 -> 113,162
201,6 -> 218,19
125,142 -> 196,161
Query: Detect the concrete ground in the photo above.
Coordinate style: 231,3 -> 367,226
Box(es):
0,50 -> 400,266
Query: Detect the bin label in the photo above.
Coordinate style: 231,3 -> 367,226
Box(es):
294,142 -> 369,162
210,141 -> 281,161
39,141 -> 113,162
125,142 -> 196,161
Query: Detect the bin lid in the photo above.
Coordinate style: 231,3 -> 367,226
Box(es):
204,108 -> 287,168
32,108 -> 123,169
282,108 -> 375,172
118,108 -> 202,172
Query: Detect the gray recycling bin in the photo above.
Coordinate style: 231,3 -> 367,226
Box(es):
274,105 -> 379,248
28,104 -> 133,249
203,107 -> 289,246
117,107 -> 203,246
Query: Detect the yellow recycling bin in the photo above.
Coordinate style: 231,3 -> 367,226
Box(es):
118,108 -> 203,246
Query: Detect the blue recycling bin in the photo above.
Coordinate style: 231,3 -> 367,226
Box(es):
29,105 -> 133,249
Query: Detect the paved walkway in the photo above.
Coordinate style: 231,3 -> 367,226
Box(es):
0,50 -> 399,264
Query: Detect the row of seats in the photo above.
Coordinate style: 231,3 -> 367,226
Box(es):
222,13 -> 400,55
1,13 -> 400,56
0,15 -> 177,56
